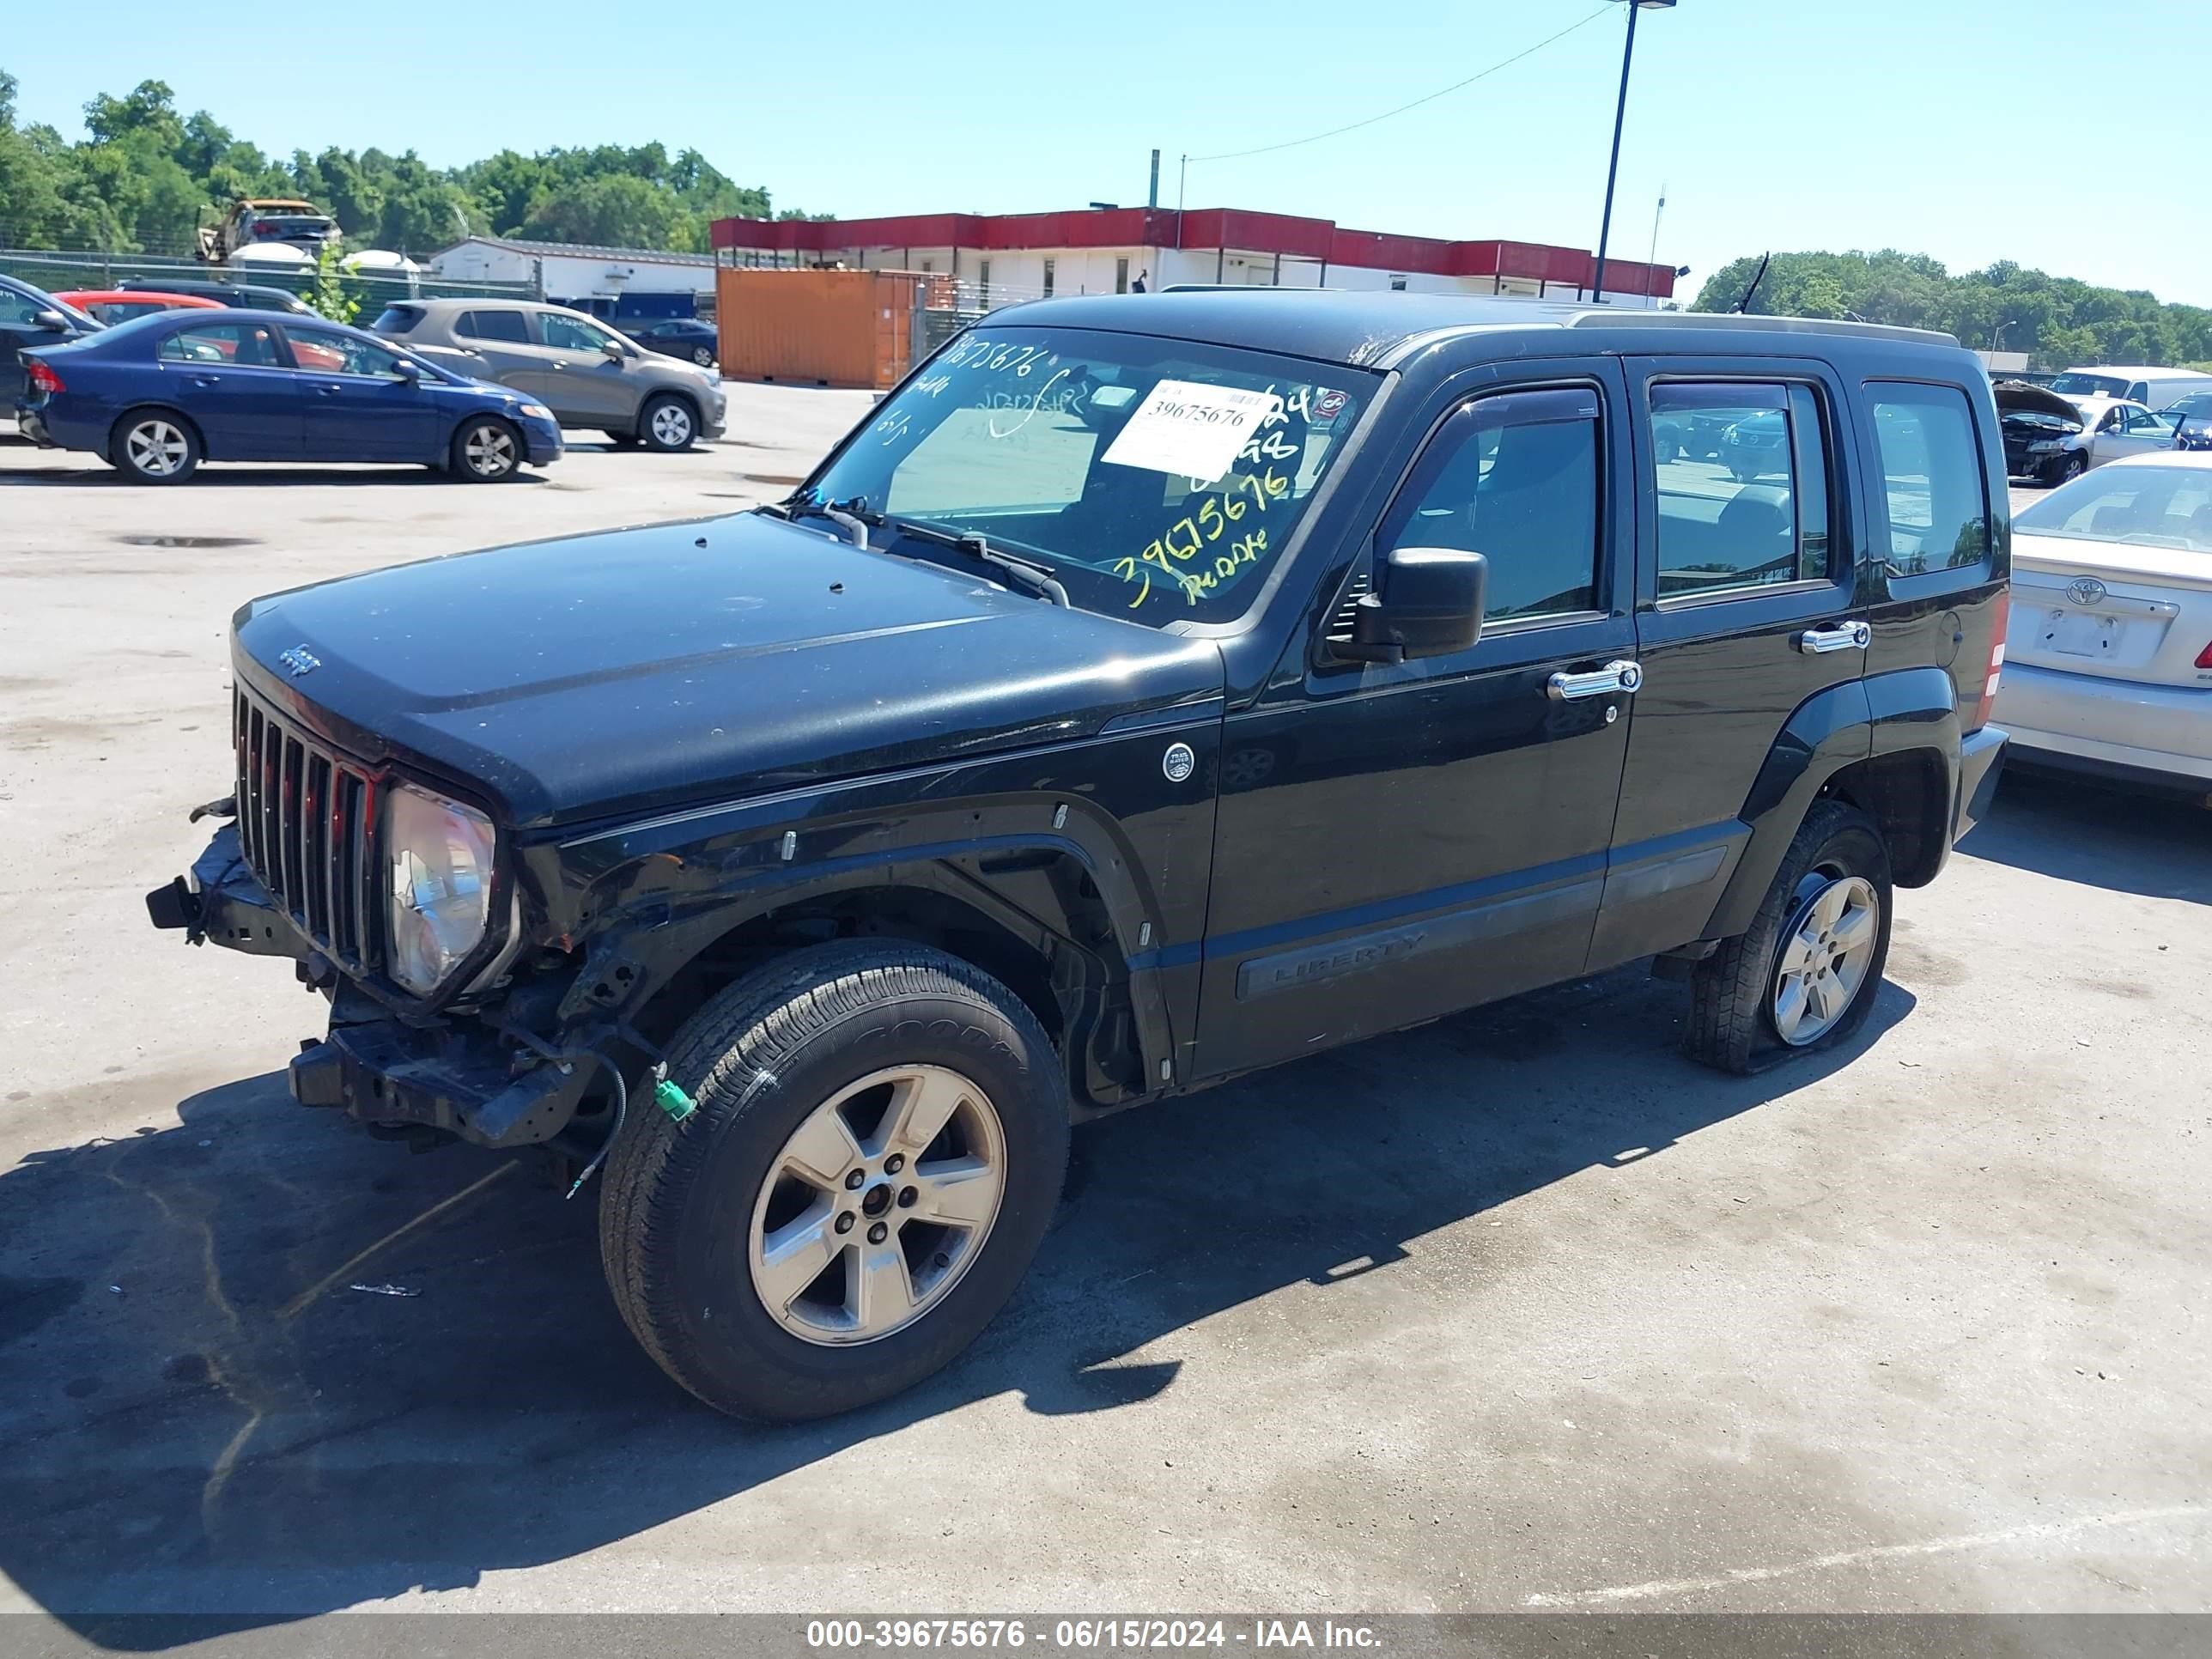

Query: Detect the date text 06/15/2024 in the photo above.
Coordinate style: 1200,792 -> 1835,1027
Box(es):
804,1620 -> 1382,1650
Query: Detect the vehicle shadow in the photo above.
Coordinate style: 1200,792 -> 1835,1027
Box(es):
0,964 -> 1912,1639
1960,769 -> 2211,904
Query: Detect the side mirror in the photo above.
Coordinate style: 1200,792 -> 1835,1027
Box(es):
1339,546 -> 1488,664
392,358 -> 422,381
601,339 -> 628,362
32,308 -> 67,331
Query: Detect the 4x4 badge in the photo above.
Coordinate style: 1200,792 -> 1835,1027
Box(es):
1162,742 -> 1196,783
278,646 -> 321,678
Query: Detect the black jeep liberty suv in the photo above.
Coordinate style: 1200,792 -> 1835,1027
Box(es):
149,294 -> 2009,1420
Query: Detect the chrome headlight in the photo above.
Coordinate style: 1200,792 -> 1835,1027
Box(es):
386,784 -> 495,995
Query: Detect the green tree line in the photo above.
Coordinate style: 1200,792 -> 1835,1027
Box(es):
0,68 -> 822,258
1692,250 -> 2212,373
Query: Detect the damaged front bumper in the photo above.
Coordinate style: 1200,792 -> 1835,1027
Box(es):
148,822 -> 595,1150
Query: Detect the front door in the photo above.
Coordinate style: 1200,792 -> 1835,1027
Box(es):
1195,364 -> 1639,1079
153,320 -> 302,460
1589,359 -> 1868,968
531,309 -> 637,425
278,325 -> 439,461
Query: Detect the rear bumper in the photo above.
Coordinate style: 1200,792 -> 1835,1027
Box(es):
1954,724 -> 2008,842
1997,660 -> 2212,784
15,406 -> 54,447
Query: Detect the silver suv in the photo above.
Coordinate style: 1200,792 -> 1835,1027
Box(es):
371,299 -> 726,450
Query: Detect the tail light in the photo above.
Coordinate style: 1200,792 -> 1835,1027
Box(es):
2196,639 -> 2212,671
27,361 -> 64,395
254,221 -> 276,234
1971,589 -> 2009,732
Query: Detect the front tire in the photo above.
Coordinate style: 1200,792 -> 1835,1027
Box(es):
599,941 -> 1069,1421
109,409 -> 201,483
638,393 -> 698,452
451,416 -> 522,482
1685,799 -> 1893,1073
690,344 -> 714,368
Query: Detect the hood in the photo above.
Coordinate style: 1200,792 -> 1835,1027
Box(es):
1992,380 -> 2085,425
233,513 -> 1225,830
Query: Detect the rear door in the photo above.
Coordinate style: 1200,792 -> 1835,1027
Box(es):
447,307 -> 547,392
1590,358 -> 1865,968
153,320 -> 302,459
277,325 -> 440,462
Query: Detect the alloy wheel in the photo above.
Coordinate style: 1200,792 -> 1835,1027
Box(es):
126,420 -> 189,477
690,345 -> 714,367
650,403 -> 694,447
746,1064 -> 1007,1346
1771,871 -> 1880,1046
464,424 -> 515,477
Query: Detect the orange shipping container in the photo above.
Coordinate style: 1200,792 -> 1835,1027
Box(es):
714,268 -> 924,391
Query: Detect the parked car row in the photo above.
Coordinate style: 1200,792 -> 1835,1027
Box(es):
6,268 -> 725,482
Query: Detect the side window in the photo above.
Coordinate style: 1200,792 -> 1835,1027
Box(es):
1649,381 -> 1832,599
1868,383 -> 1989,574
157,323 -> 282,367
1377,386 -> 1602,623
283,327 -> 404,378
2124,408 -> 2171,436
459,309 -> 530,343
0,288 -> 46,324
2126,382 -> 2149,404
541,312 -> 617,353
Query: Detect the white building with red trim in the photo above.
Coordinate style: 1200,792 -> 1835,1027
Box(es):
710,206 -> 1679,308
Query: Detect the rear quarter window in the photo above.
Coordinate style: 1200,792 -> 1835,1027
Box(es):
372,305 -> 423,336
1868,383 -> 1990,580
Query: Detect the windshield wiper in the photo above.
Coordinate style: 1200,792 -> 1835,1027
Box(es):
771,492 -> 875,550
769,495 -> 1069,605
878,514 -> 1070,607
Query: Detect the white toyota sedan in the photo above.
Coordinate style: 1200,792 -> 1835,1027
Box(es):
1998,453 -> 2212,793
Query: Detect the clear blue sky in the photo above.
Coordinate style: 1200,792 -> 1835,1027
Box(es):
9,0 -> 2209,307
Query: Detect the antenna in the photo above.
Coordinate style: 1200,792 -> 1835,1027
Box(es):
1732,252 -> 1771,314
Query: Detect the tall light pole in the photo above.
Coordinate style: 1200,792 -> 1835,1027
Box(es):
1591,0 -> 1674,305
1644,183 -> 1666,308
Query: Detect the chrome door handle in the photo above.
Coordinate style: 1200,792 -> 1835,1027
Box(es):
1797,620 -> 1871,653
1547,659 -> 1643,701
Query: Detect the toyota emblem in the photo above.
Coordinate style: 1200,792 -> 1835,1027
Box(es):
2065,577 -> 2107,607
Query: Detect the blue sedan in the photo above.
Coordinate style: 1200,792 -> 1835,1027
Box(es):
15,308 -> 563,483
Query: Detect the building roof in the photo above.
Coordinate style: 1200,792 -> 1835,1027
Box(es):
710,207 -> 1679,298
969,290 -> 1960,371
435,234 -> 717,268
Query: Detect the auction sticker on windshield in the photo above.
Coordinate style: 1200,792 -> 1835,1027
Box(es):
1103,380 -> 1279,480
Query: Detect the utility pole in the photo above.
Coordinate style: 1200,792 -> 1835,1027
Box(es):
1148,149 -> 1160,210
1592,0 -> 1674,304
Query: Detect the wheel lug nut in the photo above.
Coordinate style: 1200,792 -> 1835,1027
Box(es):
899,1186 -> 918,1207
884,1153 -> 905,1175
843,1169 -> 866,1190
866,1221 -> 889,1244
835,1212 -> 855,1234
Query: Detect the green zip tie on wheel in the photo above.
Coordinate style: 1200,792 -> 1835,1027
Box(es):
653,1077 -> 697,1123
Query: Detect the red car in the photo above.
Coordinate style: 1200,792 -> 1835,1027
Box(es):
52,289 -> 224,327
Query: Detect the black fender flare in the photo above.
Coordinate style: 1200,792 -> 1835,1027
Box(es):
527,785 -> 1178,1110
1704,666 -> 1960,940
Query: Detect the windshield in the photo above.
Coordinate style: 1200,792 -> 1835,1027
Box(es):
2047,372 -> 2130,398
803,326 -> 1376,626
2014,465 -> 2212,552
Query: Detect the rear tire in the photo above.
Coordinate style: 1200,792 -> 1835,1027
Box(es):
690,344 -> 714,368
638,393 -> 698,452
599,941 -> 1068,1421
450,416 -> 522,482
108,409 -> 201,483
1686,799 -> 1893,1074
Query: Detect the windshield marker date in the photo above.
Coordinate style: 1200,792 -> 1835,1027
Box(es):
807,1620 -> 1382,1650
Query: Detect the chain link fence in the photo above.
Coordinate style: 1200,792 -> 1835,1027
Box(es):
0,248 -> 534,316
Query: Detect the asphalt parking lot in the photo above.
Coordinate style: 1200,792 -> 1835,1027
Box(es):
2,405 -> 2209,1637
